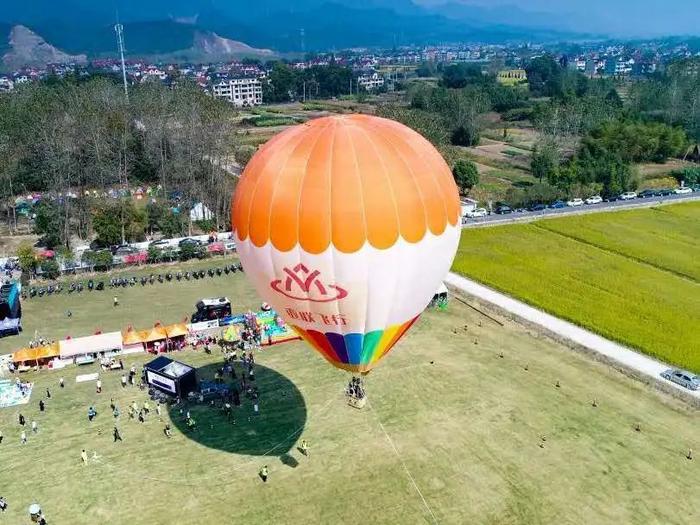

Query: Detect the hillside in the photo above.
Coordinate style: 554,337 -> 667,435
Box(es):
2,25 -> 87,68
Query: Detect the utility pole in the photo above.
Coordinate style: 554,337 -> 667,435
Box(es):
114,22 -> 129,101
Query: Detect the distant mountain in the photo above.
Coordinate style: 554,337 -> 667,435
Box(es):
0,0 -> 589,67
2,25 -> 87,68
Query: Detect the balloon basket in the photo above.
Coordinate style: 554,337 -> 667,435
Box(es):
348,396 -> 366,410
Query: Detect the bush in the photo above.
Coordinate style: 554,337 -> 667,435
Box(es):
147,246 -> 161,264
82,249 -> 113,270
39,259 -> 60,279
672,167 -> 700,186
178,243 -> 197,262
452,160 -> 480,194
502,107 -> 533,121
16,242 -> 37,274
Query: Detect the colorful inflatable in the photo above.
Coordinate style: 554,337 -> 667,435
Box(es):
232,114 -> 460,374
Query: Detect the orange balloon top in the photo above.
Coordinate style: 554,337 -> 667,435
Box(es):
232,114 -> 460,254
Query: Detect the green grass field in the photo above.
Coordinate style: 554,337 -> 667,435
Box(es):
1,260 -> 699,524
454,202 -> 700,372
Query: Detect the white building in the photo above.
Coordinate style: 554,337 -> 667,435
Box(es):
212,78 -> 262,106
357,72 -> 385,91
0,77 -> 14,92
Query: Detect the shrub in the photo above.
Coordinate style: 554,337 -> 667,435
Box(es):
82,249 -> 113,271
39,259 -> 60,279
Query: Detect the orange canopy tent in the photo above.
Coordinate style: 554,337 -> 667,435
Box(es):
165,323 -> 189,338
141,323 -> 168,343
122,326 -> 144,346
12,342 -> 60,364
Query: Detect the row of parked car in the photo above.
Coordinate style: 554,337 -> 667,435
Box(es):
464,185 -> 696,218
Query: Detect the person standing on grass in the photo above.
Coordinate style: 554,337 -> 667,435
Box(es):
143,401 -> 150,415
113,426 -> 122,442
18,413 -> 25,426
113,296 -> 119,307
259,465 -> 269,483
164,425 -> 172,438
88,406 -> 96,422
96,379 -> 102,394
0,429 -> 3,444
155,402 -> 162,418
113,405 -> 120,419
300,439 -> 310,457
46,388 -> 51,399
0,495 -> 7,512
39,400 -> 45,412
59,377 -> 64,388
121,374 -> 127,388
20,430 -> 27,444
31,420 -> 38,433
81,449 -> 88,464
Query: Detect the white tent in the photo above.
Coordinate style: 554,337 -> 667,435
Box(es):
189,202 -> 213,222
59,331 -> 123,359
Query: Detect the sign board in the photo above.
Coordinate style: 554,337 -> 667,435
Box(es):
147,370 -> 176,394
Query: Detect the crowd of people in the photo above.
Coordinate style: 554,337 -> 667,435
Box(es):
20,263 -> 244,300
0,330 -> 321,521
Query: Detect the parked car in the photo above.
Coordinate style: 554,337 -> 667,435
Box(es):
674,186 -> 693,194
466,207 -> 488,218
619,191 -> 637,200
637,189 -> 659,198
584,195 -> 603,205
224,241 -> 237,252
566,198 -> 584,207
528,203 -> 546,212
494,205 -> 513,215
657,188 -> 675,196
549,200 -> 566,209
178,237 -> 202,248
660,369 -> 700,391
148,239 -> 170,249
114,245 -> 138,256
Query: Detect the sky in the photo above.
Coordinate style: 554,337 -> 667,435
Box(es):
416,0 -> 700,37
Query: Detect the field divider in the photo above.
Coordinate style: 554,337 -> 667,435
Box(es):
532,222 -> 699,284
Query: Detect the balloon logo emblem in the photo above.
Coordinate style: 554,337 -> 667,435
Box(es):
270,264 -> 348,303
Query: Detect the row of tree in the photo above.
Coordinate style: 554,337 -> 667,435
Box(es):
263,62 -> 369,103
0,76 -> 239,247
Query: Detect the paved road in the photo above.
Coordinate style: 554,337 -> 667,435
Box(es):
463,192 -> 700,228
444,272 -> 700,400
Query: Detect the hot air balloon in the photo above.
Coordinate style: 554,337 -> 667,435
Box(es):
232,114 -> 460,375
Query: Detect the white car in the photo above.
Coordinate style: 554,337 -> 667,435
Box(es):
465,208 -> 488,218
619,191 -> 637,200
566,198 -> 584,207
674,186 -> 693,194
584,195 -> 602,205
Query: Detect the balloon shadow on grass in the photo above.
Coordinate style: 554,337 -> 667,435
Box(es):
168,362 -> 306,456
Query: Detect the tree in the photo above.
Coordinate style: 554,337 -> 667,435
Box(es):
263,62 -> 298,102
441,64 -> 485,89
531,143 -> 559,182
39,259 -> 60,280
33,201 -> 64,249
16,242 -> 37,275
525,55 -> 563,97
452,160 -> 480,194
416,61 -> 436,78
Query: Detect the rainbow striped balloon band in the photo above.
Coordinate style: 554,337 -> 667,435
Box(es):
292,317 -> 419,374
